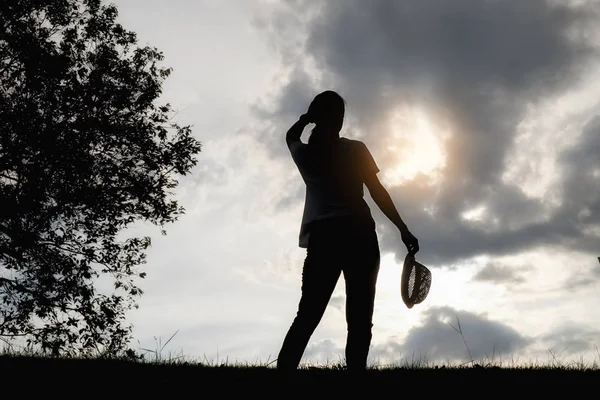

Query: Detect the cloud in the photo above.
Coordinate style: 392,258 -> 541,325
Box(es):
539,325 -> 600,356
328,294 -> 345,311
111,0 -> 600,366
472,262 -> 529,285
303,338 -> 345,364
250,0 -> 600,268
563,256 -> 600,290
370,306 -> 532,364
555,114 -> 600,253
288,304 -> 600,366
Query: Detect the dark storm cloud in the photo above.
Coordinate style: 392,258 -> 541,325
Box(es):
555,115 -> 600,253
252,0 -> 600,266
370,306 -> 532,364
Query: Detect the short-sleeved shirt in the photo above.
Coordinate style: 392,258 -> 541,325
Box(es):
288,137 -> 379,248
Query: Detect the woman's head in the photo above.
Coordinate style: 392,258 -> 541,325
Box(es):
307,90 -> 345,133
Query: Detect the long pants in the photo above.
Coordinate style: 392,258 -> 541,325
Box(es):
277,215 -> 381,371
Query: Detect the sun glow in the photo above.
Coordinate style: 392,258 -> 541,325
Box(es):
381,107 -> 450,186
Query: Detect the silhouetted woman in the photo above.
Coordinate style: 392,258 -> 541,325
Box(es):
277,90 -> 419,371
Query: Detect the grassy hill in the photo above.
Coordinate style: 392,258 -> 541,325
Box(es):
2,353 -> 598,396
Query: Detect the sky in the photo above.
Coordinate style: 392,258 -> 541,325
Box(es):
112,0 -> 600,367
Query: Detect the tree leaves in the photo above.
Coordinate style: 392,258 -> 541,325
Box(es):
0,0 -> 201,355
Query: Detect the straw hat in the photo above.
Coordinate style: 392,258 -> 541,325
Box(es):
401,252 -> 432,309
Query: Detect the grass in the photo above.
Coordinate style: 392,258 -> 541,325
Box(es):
2,320 -> 599,394
2,347 -> 599,395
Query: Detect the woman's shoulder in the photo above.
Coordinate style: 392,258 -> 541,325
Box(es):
339,137 -> 369,151
340,137 -> 365,145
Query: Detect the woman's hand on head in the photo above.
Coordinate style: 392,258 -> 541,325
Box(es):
299,113 -> 314,125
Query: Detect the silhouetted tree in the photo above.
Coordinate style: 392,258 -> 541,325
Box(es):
0,0 -> 201,355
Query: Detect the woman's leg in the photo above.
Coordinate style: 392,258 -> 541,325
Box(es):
343,228 -> 380,371
276,224 -> 342,371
